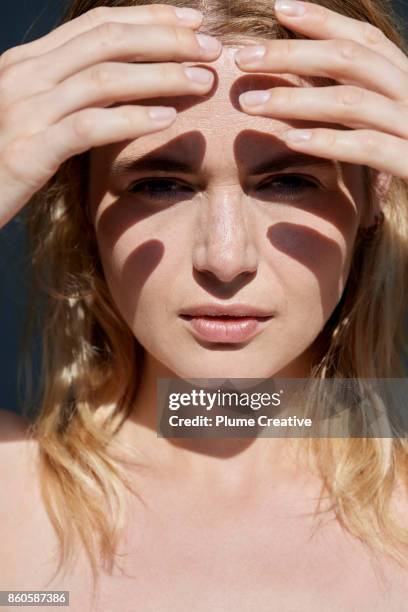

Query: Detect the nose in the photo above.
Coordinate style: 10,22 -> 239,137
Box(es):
192,190 -> 259,283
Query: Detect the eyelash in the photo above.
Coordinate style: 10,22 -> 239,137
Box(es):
126,174 -> 319,202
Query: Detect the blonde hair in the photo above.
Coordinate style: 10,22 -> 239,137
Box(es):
20,0 -> 408,596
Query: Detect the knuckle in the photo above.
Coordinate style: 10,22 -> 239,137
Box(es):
71,111 -> 96,140
336,85 -> 364,107
88,63 -> 114,87
169,24 -> 189,49
0,65 -> 19,105
282,38 -> 295,59
0,140 -> 29,184
269,88 -> 282,107
360,131 -> 380,153
116,107 -> 134,127
84,6 -> 109,28
318,129 -> 336,147
3,137 -> 54,187
96,21 -> 126,45
0,64 -> 18,90
148,3 -> 174,19
0,60 -> 39,111
1,99 -> 25,128
334,38 -> 362,61
285,87 -> 298,106
271,87 -> 293,108
159,62 -> 174,83
361,22 -> 385,46
0,46 -> 22,70
310,3 -> 330,26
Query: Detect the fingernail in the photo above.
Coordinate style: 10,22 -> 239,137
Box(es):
275,1 -> 307,17
148,107 -> 177,121
195,33 -> 221,54
235,45 -> 266,64
240,90 -> 271,106
184,66 -> 213,84
284,129 -> 312,142
174,7 -> 203,22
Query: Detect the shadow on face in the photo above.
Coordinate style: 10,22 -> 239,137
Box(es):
87,45 -> 365,382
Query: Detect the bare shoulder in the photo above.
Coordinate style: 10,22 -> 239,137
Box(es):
0,408 -> 38,472
0,408 -> 31,439
0,411 -> 58,588
0,407 -> 40,498
0,409 -> 39,508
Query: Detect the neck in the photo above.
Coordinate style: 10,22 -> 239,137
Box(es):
117,354 -> 317,492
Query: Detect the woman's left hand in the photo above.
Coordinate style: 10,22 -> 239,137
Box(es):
234,0 -> 408,180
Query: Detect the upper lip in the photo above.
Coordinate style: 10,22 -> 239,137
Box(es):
179,303 -> 274,317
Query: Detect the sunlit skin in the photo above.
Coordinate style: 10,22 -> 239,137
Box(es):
86,1 -> 403,476
89,47 -> 365,387
87,0 -> 408,402
2,3 -> 408,606
86,45 -> 368,475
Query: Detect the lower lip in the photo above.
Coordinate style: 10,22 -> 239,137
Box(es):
180,315 -> 272,343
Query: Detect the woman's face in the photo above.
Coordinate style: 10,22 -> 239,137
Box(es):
88,44 -> 366,380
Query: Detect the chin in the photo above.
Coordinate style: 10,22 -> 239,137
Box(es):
167,357 -> 284,381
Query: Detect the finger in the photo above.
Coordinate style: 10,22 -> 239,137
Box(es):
280,127 -> 408,180
239,85 -> 408,139
274,0 -> 408,73
0,104 -> 177,225
12,62 -> 214,132
38,23 -> 221,83
0,4 -> 203,69
0,23 -> 220,106
234,38 -> 408,100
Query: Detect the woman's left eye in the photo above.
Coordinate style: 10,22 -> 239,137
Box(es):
257,174 -> 319,199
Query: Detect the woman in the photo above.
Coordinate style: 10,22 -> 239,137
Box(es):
0,0 -> 408,609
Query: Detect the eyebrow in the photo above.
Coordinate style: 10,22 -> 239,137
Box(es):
109,150 -> 337,177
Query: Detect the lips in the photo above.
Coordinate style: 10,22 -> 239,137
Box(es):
179,303 -> 274,318
178,304 -> 274,343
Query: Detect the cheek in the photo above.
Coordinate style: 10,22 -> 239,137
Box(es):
267,218 -> 354,325
94,190 -> 358,341
94,200 -> 183,330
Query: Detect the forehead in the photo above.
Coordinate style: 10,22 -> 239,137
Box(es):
91,43 -> 362,201
165,44 -> 305,133
96,43 -> 343,165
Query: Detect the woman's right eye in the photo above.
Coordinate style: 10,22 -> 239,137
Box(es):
127,178 -> 195,201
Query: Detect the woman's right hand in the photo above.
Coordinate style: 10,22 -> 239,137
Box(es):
0,3 -> 221,230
